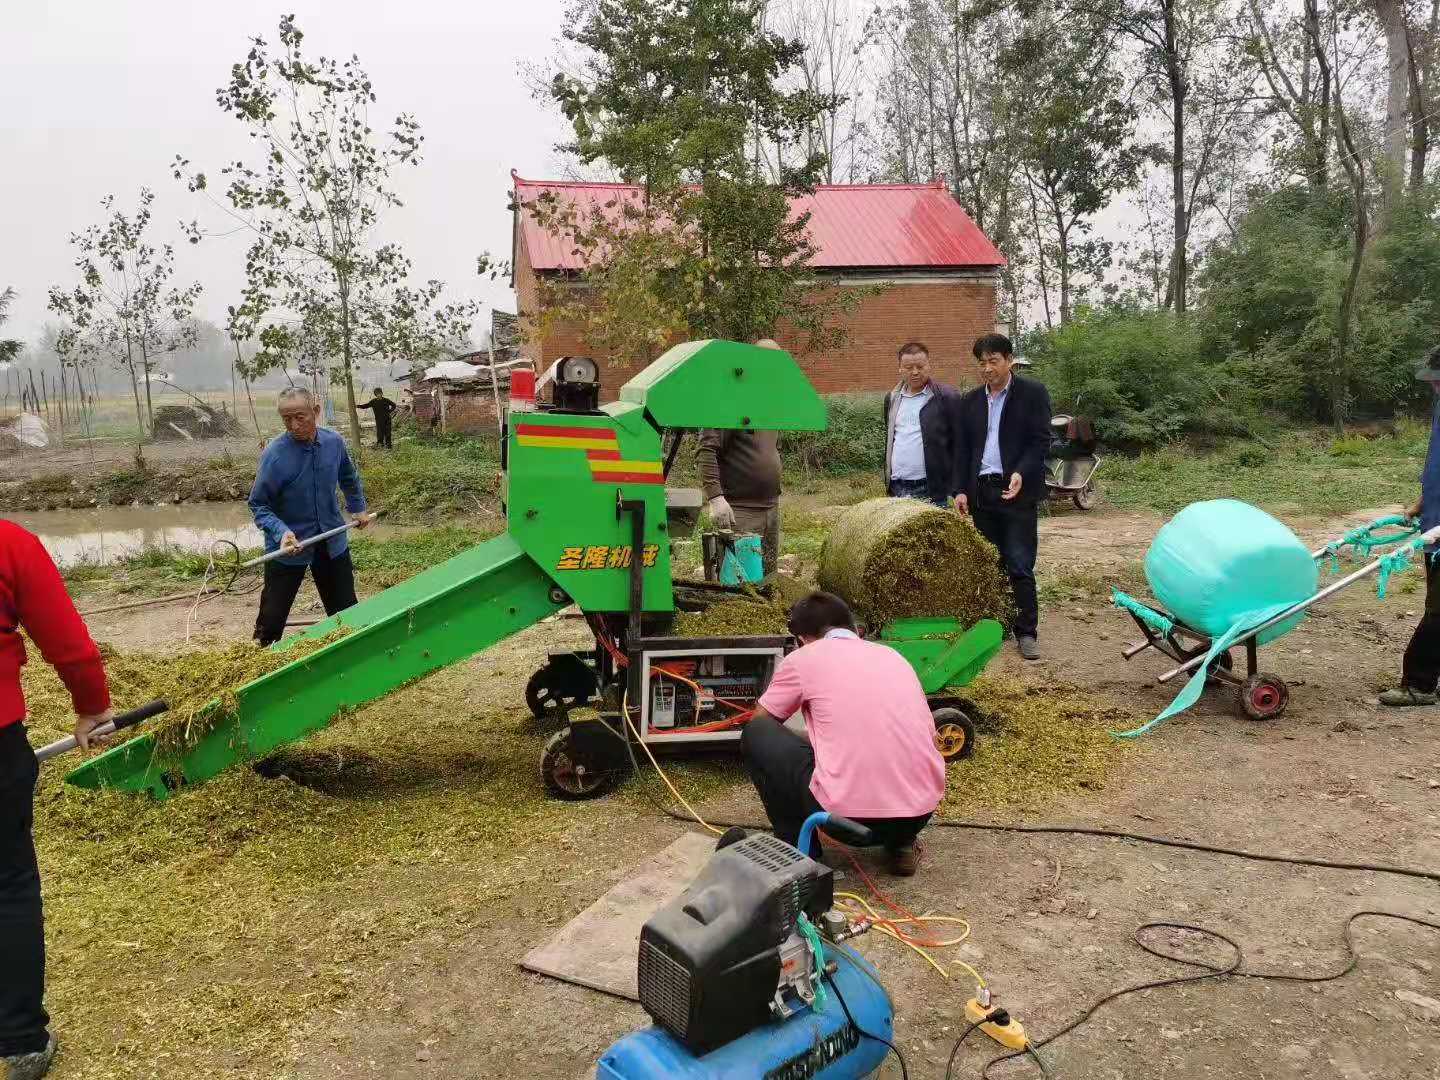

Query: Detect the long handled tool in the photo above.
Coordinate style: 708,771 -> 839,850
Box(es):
35,700 -> 170,763
239,513 -> 381,570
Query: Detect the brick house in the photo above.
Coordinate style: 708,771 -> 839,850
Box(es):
510,171 -> 1006,397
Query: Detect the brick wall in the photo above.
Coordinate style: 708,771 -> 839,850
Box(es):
410,385 -> 502,437
513,254 -> 1000,398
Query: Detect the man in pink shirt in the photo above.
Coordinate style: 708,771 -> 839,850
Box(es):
741,592 -> 946,876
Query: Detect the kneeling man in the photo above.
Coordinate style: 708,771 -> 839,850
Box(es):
740,592 -> 945,876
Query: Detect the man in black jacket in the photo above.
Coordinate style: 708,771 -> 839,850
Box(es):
954,333 -> 1052,659
883,341 -> 961,507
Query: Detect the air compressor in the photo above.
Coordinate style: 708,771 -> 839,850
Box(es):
597,813 -> 895,1080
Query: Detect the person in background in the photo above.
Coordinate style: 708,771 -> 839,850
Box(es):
883,341 -> 962,507
248,387 -> 371,646
1381,345 -> 1440,706
1,520 -> 115,1080
739,592 -> 946,876
697,339 -> 785,575
356,387 -> 399,450
953,332 -> 1052,660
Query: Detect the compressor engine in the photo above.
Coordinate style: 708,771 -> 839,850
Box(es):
598,814 -> 894,1080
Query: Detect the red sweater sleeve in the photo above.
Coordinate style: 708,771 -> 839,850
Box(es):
9,524 -> 111,716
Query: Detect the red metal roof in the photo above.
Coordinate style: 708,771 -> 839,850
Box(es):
512,172 -> 1005,272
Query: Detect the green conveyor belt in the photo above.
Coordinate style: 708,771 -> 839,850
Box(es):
65,534 -> 565,800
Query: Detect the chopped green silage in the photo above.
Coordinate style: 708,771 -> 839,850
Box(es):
673,599 -> 791,637
18,633 -> 629,1079
818,497 -> 1013,631
944,675 -> 1136,809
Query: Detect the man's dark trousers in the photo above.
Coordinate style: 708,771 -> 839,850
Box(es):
740,716 -> 931,857
970,476 -> 1040,638
0,723 -> 47,1056
887,477 -> 948,509
253,545 -> 358,646
1402,553 -> 1440,690
375,417 -> 393,450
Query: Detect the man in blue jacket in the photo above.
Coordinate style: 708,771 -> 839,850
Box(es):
953,333 -> 1052,660
248,387 -> 370,646
1382,345 -> 1440,706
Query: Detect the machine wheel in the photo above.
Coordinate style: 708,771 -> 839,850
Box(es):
525,659 -> 598,722
1204,649 -> 1234,682
1238,672 -> 1289,721
1072,481 -> 1097,510
932,706 -> 978,762
540,729 -> 621,800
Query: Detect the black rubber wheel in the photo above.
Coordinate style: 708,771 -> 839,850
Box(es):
932,706 -> 978,761
1072,481 -> 1097,510
525,662 -> 597,721
1205,649 -> 1234,682
540,729 -> 621,800
1238,672 -> 1289,721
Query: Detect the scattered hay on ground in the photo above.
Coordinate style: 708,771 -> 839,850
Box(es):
944,675 -> 1136,809
22,633 -> 344,761
818,497 -> 1013,630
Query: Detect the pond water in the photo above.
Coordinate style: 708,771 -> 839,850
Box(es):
13,505 -> 264,567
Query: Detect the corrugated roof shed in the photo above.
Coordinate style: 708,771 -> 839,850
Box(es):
512,172 -> 1006,273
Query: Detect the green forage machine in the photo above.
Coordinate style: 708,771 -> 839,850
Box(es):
68,340 -> 998,801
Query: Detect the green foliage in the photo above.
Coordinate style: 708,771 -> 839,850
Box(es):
358,436 -> 500,523
0,287 -> 21,365
1198,184 -> 1440,423
781,394 -> 888,472
537,0 -> 857,356
1026,306 -> 1237,448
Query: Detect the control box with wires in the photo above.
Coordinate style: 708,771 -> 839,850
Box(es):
635,637 -> 788,746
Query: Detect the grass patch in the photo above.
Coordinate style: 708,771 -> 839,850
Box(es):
358,435 -> 499,523
1037,561 -> 1147,605
1101,423 -> 1427,515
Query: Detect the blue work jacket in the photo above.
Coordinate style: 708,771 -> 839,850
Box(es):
248,428 -> 366,567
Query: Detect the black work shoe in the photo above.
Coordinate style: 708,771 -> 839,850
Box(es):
888,845 -> 920,876
3,1036 -> 57,1080
1378,687 -> 1438,707
1017,635 -> 1040,660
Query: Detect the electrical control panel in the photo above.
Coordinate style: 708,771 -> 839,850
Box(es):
637,638 -> 788,744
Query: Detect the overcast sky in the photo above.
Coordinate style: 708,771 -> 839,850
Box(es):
1,1 -> 579,347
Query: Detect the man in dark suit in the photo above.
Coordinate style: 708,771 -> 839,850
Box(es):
882,341 -> 962,507
954,333 -> 1052,659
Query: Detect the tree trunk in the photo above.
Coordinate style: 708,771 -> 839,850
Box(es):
139,340 -> 155,435
1333,205 -> 1367,435
124,336 -> 145,447
1374,0 -> 1411,227
1025,178 -> 1054,330
1164,0 -> 1189,315
1408,19 -> 1431,188
338,278 -> 364,448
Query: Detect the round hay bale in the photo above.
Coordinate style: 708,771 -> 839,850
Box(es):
817,496 -> 1013,630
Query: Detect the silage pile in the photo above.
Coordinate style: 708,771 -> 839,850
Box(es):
22,635 -> 341,760
818,497 -> 1013,630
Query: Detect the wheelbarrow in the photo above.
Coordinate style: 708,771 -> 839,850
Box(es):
1114,515 -> 1439,728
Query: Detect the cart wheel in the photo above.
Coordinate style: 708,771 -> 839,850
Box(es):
540,729 -> 620,800
525,661 -> 597,722
1072,481 -> 1097,510
932,706 -> 978,761
1238,673 -> 1289,721
1205,649 -> 1234,682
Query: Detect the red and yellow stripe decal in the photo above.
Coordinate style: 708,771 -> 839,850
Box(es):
515,424 -> 664,485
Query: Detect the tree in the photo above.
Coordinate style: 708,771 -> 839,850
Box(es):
175,15 -> 473,446
537,0 -> 855,354
1009,19 -> 1150,322
1244,0 -> 1333,192
48,190 -> 202,441
0,289 -> 21,366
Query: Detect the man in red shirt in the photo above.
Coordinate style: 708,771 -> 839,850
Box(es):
0,520 -> 113,1080
740,592 -> 946,876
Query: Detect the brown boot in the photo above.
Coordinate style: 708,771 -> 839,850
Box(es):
888,845 -> 920,876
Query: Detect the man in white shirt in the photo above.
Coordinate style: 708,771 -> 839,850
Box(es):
883,342 -> 962,507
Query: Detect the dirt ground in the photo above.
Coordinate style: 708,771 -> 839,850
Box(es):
55,501 -> 1440,1080
3,434 -> 267,480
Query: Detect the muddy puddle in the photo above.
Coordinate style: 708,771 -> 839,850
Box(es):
13,505 -> 264,566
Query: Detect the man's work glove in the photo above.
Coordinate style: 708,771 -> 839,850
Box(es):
709,496 -> 737,530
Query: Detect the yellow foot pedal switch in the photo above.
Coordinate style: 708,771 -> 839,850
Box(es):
965,997 -> 1028,1051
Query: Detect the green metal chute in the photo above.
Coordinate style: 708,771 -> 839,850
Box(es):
65,535 -> 564,798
